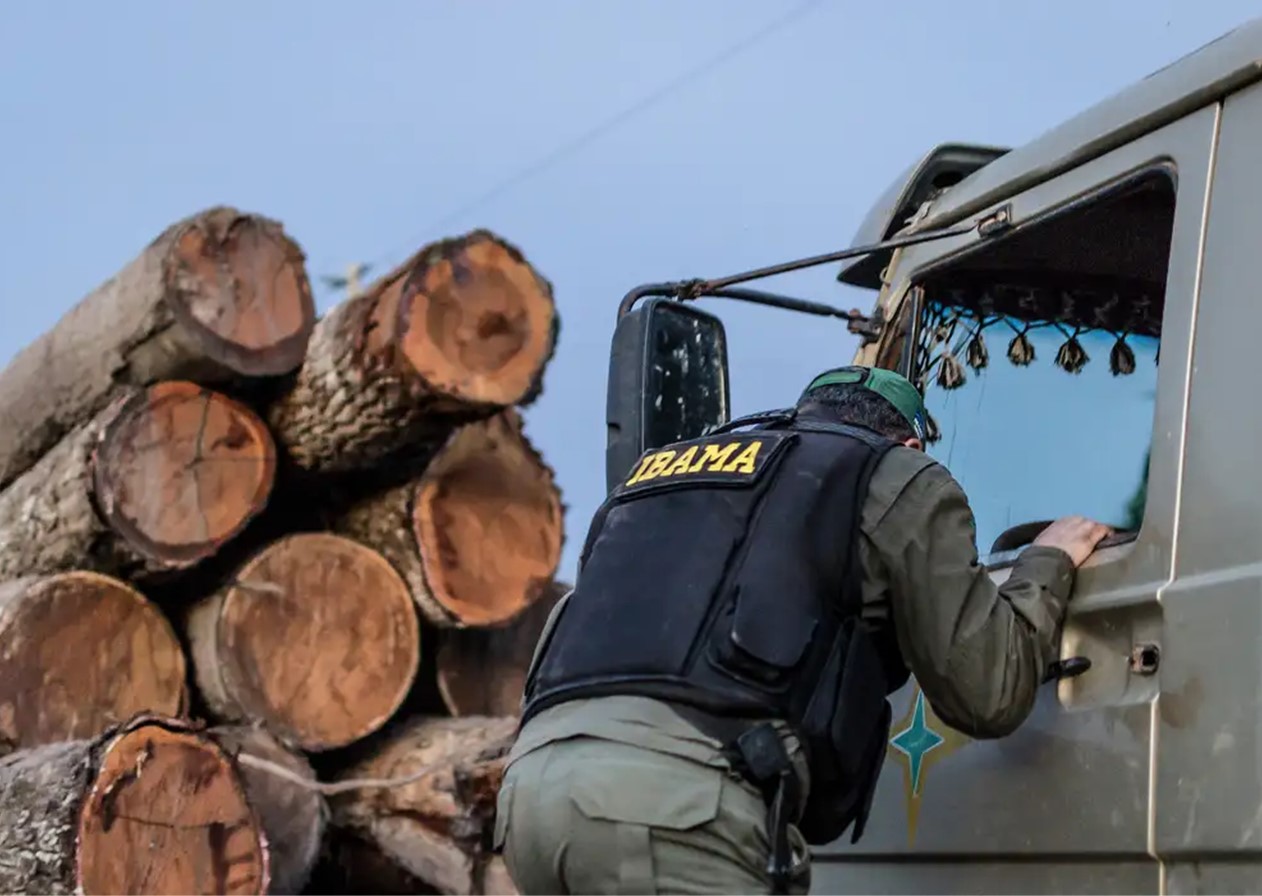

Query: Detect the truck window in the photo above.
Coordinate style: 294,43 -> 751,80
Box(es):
906,169 -> 1173,557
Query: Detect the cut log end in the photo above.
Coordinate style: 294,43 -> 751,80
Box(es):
413,413 -> 563,627
212,725 -> 326,895
436,580 -> 569,717
330,715 -> 518,895
206,533 -> 420,751
398,231 -> 556,407
0,572 -> 186,754
76,717 -> 269,895
166,208 -> 316,376
263,230 -> 556,475
94,381 -> 276,568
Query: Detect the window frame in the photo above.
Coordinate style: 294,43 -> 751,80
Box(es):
879,104 -> 1219,588
899,165 -> 1175,569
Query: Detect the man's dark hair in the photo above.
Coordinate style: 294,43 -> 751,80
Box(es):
796,383 -> 917,442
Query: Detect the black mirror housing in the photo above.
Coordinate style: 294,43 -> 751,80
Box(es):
605,298 -> 730,492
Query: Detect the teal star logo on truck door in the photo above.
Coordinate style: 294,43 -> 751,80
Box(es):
890,690 -> 944,794
886,683 -> 970,845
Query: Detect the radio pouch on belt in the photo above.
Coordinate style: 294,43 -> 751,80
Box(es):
728,722 -> 800,895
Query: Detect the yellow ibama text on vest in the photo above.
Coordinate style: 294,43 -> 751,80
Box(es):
625,440 -> 763,486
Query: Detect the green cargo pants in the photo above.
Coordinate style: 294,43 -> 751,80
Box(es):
495,736 -> 811,895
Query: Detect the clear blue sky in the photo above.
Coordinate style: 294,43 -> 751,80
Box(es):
1,1 -> 1255,580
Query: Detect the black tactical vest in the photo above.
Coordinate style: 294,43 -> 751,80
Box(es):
520,408 -> 909,845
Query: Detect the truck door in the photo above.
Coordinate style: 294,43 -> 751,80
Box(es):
1152,77 -> 1262,894
812,103 -> 1220,893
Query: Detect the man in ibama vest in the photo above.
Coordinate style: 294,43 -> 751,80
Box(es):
494,365 -> 1112,894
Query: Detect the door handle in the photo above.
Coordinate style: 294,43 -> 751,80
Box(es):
1043,656 -> 1092,684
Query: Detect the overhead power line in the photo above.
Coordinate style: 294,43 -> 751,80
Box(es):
363,0 -> 825,275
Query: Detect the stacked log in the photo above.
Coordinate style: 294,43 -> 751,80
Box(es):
0,210 -> 568,894
435,580 -> 568,717
0,572 -> 186,753
0,381 -> 277,583
0,207 -> 313,492
185,533 -> 422,752
327,716 -> 518,895
334,411 -> 563,630
0,714 -> 271,895
212,724 -> 329,895
267,229 -> 557,474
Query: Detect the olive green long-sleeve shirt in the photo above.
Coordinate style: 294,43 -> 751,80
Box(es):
857,445 -> 1075,738
508,444 -> 1077,772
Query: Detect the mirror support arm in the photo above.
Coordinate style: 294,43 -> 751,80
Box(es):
617,203 -> 1014,338
618,284 -> 859,321
617,284 -> 886,346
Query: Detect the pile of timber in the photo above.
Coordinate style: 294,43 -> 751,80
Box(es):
0,207 -> 569,895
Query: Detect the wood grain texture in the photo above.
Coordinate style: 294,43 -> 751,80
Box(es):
267,230 -> 557,474
0,206 -> 313,491
212,725 -> 327,895
0,572 -> 186,756
0,714 -> 269,895
435,580 -> 569,716
185,533 -> 420,752
0,381 -> 276,584
328,715 -> 517,896
335,411 -> 563,628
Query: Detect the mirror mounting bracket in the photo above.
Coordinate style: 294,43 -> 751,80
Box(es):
616,206 -> 1005,335
847,306 -> 885,345
617,282 -> 883,336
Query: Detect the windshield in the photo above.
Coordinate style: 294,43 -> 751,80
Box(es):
912,291 -> 1158,558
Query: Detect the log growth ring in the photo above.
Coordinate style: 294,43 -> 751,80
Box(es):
92,381 -> 276,568
413,414 -> 563,627
0,572 -> 186,752
164,210 -> 316,375
75,717 -> 270,895
397,233 -> 555,405
216,533 -> 420,751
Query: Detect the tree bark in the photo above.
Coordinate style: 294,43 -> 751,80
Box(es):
267,230 -> 558,474
0,206 -> 314,491
0,713 -> 269,895
185,532 -> 420,752
0,381 -> 276,584
334,411 -> 563,628
0,571 -> 187,755
435,580 -> 570,717
211,725 -> 328,895
328,715 -> 517,896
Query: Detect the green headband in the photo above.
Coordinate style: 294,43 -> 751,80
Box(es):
801,366 -> 929,441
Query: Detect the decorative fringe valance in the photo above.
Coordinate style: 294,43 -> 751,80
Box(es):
909,276 -> 1164,442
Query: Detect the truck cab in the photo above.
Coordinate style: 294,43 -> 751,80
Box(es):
605,15 -> 1262,894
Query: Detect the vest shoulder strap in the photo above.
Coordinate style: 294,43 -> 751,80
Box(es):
707,408 -> 797,434
789,419 -> 897,450
710,408 -> 901,452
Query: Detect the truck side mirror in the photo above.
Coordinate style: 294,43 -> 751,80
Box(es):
605,298 -> 730,492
